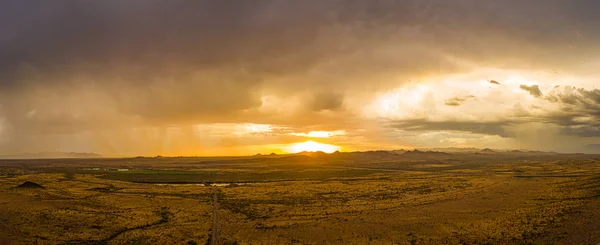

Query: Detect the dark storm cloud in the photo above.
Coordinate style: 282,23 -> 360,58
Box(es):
2,0 -> 600,154
520,85 -> 543,98
545,87 -> 600,107
0,0 -> 330,133
3,0 -> 600,87
489,80 -> 500,85
559,126 -> 600,137
390,120 -> 514,138
542,87 -> 600,137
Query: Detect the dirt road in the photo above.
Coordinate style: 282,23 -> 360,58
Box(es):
211,187 -> 219,245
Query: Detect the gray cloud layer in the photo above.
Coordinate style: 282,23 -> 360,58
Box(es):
544,87 -> 600,137
391,86 -> 600,141
391,120 -> 514,138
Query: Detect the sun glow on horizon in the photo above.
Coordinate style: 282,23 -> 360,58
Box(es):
284,140 -> 341,153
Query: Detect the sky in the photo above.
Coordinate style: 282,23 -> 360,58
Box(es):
1,0 -> 600,156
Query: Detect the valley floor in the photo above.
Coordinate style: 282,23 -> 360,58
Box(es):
0,153 -> 599,244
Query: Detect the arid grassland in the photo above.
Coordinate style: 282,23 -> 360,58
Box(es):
1,151 -> 599,244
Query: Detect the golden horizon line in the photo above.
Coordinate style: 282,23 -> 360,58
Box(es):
2,147 -> 570,159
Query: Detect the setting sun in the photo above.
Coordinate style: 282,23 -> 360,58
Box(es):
284,140 -> 341,153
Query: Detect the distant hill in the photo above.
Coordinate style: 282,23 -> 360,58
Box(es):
414,147 -> 559,155
480,148 -> 497,153
404,149 -> 449,155
401,150 -> 452,160
294,151 -> 328,158
389,150 -> 407,155
418,147 -> 480,153
0,152 -> 102,159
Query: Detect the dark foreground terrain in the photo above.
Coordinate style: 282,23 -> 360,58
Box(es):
1,151 -> 600,244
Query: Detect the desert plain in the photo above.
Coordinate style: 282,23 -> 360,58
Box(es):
1,150 -> 599,245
